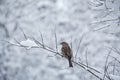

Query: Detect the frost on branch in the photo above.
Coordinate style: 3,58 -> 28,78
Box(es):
20,39 -> 38,49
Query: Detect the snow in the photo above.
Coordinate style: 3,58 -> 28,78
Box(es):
20,39 -> 38,49
0,0 -> 120,80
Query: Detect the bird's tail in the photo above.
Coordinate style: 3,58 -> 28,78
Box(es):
68,58 -> 73,67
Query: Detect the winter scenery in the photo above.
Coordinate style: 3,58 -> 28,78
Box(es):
0,0 -> 120,80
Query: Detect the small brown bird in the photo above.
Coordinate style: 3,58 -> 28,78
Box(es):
60,42 -> 73,67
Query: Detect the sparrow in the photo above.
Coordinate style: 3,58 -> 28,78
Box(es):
60,42 -> 73,67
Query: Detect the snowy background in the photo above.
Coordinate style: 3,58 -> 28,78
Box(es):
0,0 -> 120,80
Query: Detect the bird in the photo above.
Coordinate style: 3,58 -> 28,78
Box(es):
60,42 -> 73,67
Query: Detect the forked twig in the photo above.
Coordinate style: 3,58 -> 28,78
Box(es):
31,36 -> 55,52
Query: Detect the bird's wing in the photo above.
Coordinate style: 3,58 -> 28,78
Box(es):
66,45 -> 72,58
61,46 -> 67,55
62,45 -> 72,58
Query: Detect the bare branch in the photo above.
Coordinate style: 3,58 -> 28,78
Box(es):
78,61 -> 101,73
72,60 -> 103,80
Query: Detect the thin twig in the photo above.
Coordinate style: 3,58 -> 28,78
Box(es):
93,25 -> 110,31
70,36 -> 73,59
91,18 -> 118,25
112,61 -> 116,75
0,23 -> 9,37
110,55 -> 120,64
54,27 -> 58,53
107,46 -> 120,56
30,36 -> 42,46
75,33 -> 85,61
105,62 -> 112,80
31,36 -> 55,51
103,49 -> 111,80
1,39 -> 39,48
39,31 -> 45,48
85,47 -> 88,68
19,27 -> 27,40
13,38 -> 29,50
70,36 -> 73,51
103,0 -> 109,9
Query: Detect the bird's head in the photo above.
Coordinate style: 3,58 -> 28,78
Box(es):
60,42 -> 68,45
